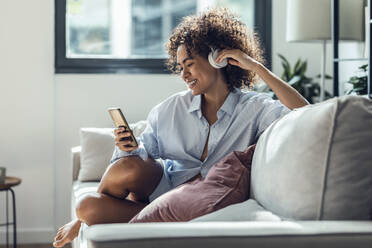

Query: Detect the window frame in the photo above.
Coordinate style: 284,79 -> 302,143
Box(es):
55,0 -> 272,74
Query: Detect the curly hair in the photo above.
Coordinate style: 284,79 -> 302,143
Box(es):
165,8 -> 265,91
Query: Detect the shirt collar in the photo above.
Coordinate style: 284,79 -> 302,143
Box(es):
188,88 -> 241,118
188,94 -> 202,118
219,88 -> 241,116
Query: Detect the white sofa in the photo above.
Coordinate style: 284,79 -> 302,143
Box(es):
70,95 -> 372,248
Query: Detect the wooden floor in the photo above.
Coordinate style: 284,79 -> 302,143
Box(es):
0,244 -> 71,248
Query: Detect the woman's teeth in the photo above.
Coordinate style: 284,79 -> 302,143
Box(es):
188,80 -> 197,87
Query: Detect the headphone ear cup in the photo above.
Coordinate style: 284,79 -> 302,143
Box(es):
208,48 -> 228,69
208,50 -> 218,68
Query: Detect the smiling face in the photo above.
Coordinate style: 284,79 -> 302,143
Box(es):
176,45 -> 221,96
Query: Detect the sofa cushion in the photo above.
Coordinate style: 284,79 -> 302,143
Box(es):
191,199 -> 282,222
78,121 -> 147,182
251,95 -> 372,220
129,145 -> 255,223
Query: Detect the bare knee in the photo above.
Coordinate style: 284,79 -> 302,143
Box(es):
98,156 -> 143,196
76,194 -> 101,225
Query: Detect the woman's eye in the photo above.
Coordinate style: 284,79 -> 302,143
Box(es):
187,63 -> 194,67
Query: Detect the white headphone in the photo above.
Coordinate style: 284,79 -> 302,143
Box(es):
208,48 -> 228,69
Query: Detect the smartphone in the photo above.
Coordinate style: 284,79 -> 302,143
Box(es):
108,107 -> 138,147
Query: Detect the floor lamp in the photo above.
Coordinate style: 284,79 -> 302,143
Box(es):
286,0 -> 364,101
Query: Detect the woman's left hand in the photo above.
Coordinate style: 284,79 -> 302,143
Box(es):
216,49 -> 260,72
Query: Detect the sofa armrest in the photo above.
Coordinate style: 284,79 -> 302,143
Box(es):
72,146 -> 81,181
86,221 -> 372,248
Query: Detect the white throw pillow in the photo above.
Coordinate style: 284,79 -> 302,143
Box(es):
78,121 -> 148,182
78,128 -> 115,182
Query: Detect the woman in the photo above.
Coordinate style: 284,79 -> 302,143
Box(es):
53,8 -> 308,247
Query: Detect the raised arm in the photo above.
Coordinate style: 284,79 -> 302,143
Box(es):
254,63 -> 309,109
216,49 -> 309,110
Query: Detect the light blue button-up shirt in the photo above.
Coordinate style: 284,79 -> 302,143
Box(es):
111,88 -> 290,188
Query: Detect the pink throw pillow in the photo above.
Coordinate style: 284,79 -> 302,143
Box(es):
129,144 -> 256,222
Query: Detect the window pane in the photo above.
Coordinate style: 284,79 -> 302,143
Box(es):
212,0 -> 254,28
66,0 -> 112,57
66,0 -> 254,59
131,0 -> 197,57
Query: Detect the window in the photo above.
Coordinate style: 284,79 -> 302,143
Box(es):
55,0 -> 272,73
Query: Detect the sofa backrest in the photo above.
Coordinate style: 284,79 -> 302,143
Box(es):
251,95 -> 372,220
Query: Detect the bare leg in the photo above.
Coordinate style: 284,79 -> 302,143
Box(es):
53,156 -> 163,247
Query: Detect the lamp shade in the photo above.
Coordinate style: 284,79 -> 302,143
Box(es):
286,0 -> 364,42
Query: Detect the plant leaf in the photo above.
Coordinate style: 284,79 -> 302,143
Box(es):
293,59 -> 301,77
278,53 -> 290,65
315,74 -> 333,79
287,75 -> 301,86
278,54 -> 291,80
281,62 -> 291,81
359,64 -> 368,72
299,61 -> 307,77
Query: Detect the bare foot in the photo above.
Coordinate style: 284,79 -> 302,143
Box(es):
53,219 -> 82,247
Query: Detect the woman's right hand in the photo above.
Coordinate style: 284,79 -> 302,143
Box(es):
114,127 -> 139,152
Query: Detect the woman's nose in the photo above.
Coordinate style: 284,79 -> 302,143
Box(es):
182,69 -> 190,81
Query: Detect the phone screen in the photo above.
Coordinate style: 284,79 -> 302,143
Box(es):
109,109 -> 128,128
108,108 -> 138,147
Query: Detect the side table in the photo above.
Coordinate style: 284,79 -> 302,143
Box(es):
0,176 -> 21,248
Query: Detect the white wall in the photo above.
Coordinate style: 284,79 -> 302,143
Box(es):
0,0 -> 365,244
0,0 -> 55,243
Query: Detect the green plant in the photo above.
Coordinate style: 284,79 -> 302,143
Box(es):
255,54 -> 332,103
345,64 -> 368,95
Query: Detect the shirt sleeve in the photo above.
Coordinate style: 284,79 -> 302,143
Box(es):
110,107 -> 160,164
254,94 -> 291,140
